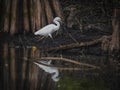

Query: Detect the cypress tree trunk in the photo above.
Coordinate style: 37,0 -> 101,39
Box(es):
44,0 -> 53,23
10,0 -> 17,35
110,9 -> 120,51
10,48 -> 16,90
3,0 -> 11,32
29,0 -> 36,32
51,0 -> 63,18
23,0 -> 29,33
41,0 -> 47,27
34,0 -> 41,30
2,0 -> 63,35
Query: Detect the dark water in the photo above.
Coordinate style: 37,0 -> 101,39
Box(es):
0,41 -> 120,90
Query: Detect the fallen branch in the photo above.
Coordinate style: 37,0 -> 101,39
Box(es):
57,67 -> 97,71
35,57 -> 100,69
46,35 -> 111,52
34,63 -> 98,71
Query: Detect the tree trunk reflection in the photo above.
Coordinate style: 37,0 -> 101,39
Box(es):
1,42 -> 55,90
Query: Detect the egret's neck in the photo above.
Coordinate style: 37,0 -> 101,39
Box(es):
53,20 -> 60,31
52,70 -> 59,82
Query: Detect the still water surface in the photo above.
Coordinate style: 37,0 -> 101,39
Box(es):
0,41 -> 120,90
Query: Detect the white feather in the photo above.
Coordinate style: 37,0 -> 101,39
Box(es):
34,61 -> 59,82
34,17 -> 61,38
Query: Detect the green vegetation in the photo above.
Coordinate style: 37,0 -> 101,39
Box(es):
56,75 -> 109,90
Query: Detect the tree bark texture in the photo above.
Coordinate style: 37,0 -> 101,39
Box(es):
3,0 -> 11,32
2,0 -> 63,35
10,0 -> 17,35
110,9 -> 120,51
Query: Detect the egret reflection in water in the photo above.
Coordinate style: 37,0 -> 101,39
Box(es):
34,60 -> 59,82
1,39 -> 120,90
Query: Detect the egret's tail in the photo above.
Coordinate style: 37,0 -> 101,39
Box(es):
34,31 -> 38,35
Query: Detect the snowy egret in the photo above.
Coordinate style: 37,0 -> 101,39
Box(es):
34,17 -> 62,39
34,60 -> 59,82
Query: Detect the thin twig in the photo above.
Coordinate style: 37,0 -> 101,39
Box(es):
64,26 -> 79,44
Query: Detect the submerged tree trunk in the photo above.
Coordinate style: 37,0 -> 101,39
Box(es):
2,0 -> 63,35
110,9 -> 120,51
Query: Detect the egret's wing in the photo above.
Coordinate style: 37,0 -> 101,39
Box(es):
34,62 -> 59,82
34,24 -> 55,36
34,62 -> 49,72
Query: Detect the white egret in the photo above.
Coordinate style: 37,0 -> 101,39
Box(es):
34,60 -> 59,82
34,17 -> 62,39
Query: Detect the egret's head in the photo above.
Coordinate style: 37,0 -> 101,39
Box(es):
54,17 -> 62,23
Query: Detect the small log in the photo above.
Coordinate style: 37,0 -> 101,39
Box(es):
46,36 -> 111,52
56,67 -> 97,71
34,57 -> 100,69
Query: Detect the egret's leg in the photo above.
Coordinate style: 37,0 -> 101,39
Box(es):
37,36 -> 45,41
41,35 -> 53,44
48,33 -> 55,43
55,29 -> 62,36
49,34 -> 53,39
55,30 -> 59,36
42,36 -> 48,44
33,35 -> 44,42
